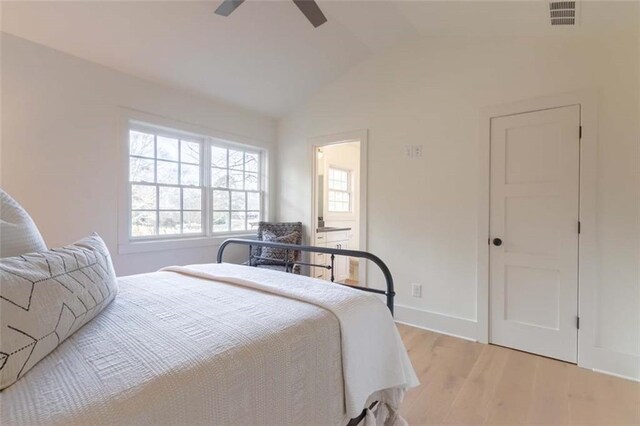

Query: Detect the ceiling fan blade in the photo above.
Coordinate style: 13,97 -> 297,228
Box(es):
292,0 -> 327,28
215,0 -> 246,17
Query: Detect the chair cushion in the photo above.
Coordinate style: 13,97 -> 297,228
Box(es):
254,222 -> 302,258
0,233 -> 118,390
259,230 -> 299,264
0,189 -> 47,258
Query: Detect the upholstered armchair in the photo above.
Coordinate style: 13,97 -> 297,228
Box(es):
249,222 -> 303,274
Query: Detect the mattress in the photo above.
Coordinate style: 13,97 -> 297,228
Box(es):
1,268 -> 344,425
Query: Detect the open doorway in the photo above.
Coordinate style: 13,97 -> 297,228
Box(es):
311,134 -> 366,285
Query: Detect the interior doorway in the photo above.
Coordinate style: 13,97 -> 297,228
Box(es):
488,105 -> 580,362
310,131 -> 367,285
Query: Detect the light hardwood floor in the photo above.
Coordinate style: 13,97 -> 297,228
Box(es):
397,324 -> 640,425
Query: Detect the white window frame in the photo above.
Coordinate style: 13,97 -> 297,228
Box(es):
118,111 -> 269,254
208,139 -> 264,234
128,122 -> 207,241
326,166 -> 352,213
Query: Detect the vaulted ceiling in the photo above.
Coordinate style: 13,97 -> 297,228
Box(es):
2,1 -> 637,117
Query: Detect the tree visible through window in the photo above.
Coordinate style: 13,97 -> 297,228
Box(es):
128,126 -> 262,239
210,146 -> 261,232
327,167 -> 351,213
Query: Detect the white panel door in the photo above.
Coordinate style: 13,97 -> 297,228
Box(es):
489,105 -> 580,362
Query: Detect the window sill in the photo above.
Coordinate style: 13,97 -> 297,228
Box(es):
118,233 -> 257,254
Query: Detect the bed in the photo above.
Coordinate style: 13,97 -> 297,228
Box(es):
0,241 -> 417,425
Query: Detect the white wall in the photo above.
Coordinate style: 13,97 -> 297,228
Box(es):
277,33 -> 639,378
1,34 -> 277,276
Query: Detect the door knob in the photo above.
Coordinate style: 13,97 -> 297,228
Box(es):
493,238 -> 503,247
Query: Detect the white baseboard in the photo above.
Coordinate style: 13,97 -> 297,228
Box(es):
395,305 -> 639,382
394,304 -> 477,341
581,346 -> 640,382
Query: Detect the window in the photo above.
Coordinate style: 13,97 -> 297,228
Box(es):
327,167 -> 351,213
128,124 -> 263,240
210,147 -> 261,232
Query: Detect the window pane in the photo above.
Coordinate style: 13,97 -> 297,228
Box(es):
157,160 -> 179,184
181,163 -> 200,186
131,211 -> 156,237
211,146 -> 227,168
213,190 -> 230,210
130,131 -> 154,158
131,184 -> 156,210
328,201 -> 336,211
157,136 -> 179,161
183,188 -> 201,210
231,211 -> 246,231
245,152 -> 259,173
244,173 -> 258,191
229,150 -> 244,170
247,192 -> 260,211
181,141 -> 200,164
231,191 -> 246,211
130,127 -> 263,239
211,168 -> 227,188
159,211 -> 181,235
213,212 -> 230,232
182,211 -> 202,234
159,186 -> 180,210
328,168 -> 349,191
247,211 -> 260,230
229,170 -> 243,190
130,157 -> 155,183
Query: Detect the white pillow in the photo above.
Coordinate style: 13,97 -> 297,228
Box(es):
0,233 -> 118,390
0,189 -> 47,257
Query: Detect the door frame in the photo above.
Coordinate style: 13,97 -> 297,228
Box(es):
309,129 -> 368,284
476,90 -> 597,368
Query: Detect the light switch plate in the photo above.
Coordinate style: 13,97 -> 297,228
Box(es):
404,145 -> 413,158
411,283 -> 422,298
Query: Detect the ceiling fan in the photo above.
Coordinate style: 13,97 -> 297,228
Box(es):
215,0 -> 328,28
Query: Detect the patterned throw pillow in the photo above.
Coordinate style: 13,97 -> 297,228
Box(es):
260,231 -> 299,264
0,189 -> 47,258
0,233 -> 118,390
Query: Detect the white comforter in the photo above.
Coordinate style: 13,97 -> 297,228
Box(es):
1,263 -> 417,425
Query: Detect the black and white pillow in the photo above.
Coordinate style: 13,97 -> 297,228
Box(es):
0,233 -> 118,390
260,230 -> 299,264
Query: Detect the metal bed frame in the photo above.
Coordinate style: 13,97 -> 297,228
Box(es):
217,238 -> 395,424
216,238 -> 396,316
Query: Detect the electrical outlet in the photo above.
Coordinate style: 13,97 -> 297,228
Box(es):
413,145 -> 423,158
411,283 -> 422,298
404,145 -> 413,158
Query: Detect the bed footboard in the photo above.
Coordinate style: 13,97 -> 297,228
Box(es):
216,238 -> 396,316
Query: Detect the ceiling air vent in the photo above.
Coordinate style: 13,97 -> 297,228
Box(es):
548,1 -> 579,26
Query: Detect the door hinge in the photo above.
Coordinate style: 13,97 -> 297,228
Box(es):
579,126 -> 582,139
577,316 -> 580,329
578,221 -> 581,234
